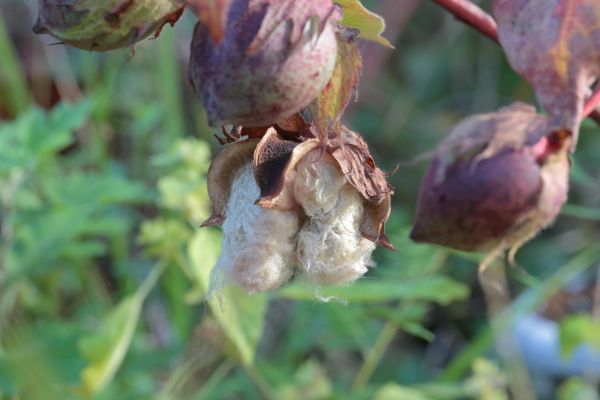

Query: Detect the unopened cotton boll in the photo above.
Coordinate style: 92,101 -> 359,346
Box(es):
33,0 -> 183,51
209,163 -> 300,295
295,154 -> 376,285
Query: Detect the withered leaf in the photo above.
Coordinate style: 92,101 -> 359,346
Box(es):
330,126 -> 392,204
308,34 -> 363,141
185,0 -> 232,43
494,0 -> 600,137
203,138 -> 259,226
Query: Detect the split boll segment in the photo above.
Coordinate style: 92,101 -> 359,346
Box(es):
203,127 -> 393,295
187,0 -> 339,127
33,0 -> 184,51
410,103 -> 571,259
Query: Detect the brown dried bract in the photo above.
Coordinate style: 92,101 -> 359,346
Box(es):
330,126 -> 393,203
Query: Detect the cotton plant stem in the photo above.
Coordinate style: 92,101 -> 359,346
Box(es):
583,87 -> 600,119
432,0 -> 498,42
432,0 -> 600,124
244,364 -> 276,400
478,262 -> 536,400
583,268 -> 600,388
351,321 -> 399,391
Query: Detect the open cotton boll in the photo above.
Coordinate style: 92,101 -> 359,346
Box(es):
209,163 -> 300,295
295,169 -> 375,285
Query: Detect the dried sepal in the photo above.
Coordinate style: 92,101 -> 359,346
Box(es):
330,126 -> 393,203
360,193 -> 394,251
203,138 -> 259,226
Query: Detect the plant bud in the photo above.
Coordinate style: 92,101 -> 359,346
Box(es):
33,0 -> 184,51
188,0 -> 338,127
411,103 -> 571,256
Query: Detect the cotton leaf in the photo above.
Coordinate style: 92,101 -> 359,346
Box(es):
494,0 -> 600,137
77,267 -> 163,396
335,0 -> 392,47
188,229 -> 267,366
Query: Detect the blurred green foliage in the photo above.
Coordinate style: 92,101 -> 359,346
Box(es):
1,1 -> 600,399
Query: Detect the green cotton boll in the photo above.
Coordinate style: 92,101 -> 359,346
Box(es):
33,0 -> 184,51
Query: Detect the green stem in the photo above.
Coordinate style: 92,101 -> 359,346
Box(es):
441,246 -> 600,381
0,14 -> 30,116
194,360 -> 236,399
351,321 -> 399,391
157,28 -> 185,144
244,364 -> 276,400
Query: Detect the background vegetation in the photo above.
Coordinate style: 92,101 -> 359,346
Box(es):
1,0 -> 599,399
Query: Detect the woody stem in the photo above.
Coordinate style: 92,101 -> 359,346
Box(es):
432,0 -> 498,42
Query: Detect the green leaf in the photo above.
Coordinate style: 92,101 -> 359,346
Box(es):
375,383 -> 432,400
0,101 -> 91,172
559,314 -> 600,357
77,265 -> 164,396
188,229 -> 267,366
558,378 -> 599,400
335,0 -> 393,47
278,276 -> 468,304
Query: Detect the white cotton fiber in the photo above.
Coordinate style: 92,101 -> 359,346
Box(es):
295,156 -> 376,285
209,163 -> 300,295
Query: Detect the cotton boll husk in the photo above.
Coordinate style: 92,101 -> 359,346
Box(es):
209,163 -> 299,295
297,183 -> 376,286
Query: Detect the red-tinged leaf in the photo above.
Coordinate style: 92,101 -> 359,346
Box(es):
308,34 -> 363,141
494,0 -> 600,138
185,0 -> 232,43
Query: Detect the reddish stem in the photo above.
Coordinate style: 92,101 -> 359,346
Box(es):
583,87 -> 600,119
432,0 -> 599,124
433,0 -> 499,43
